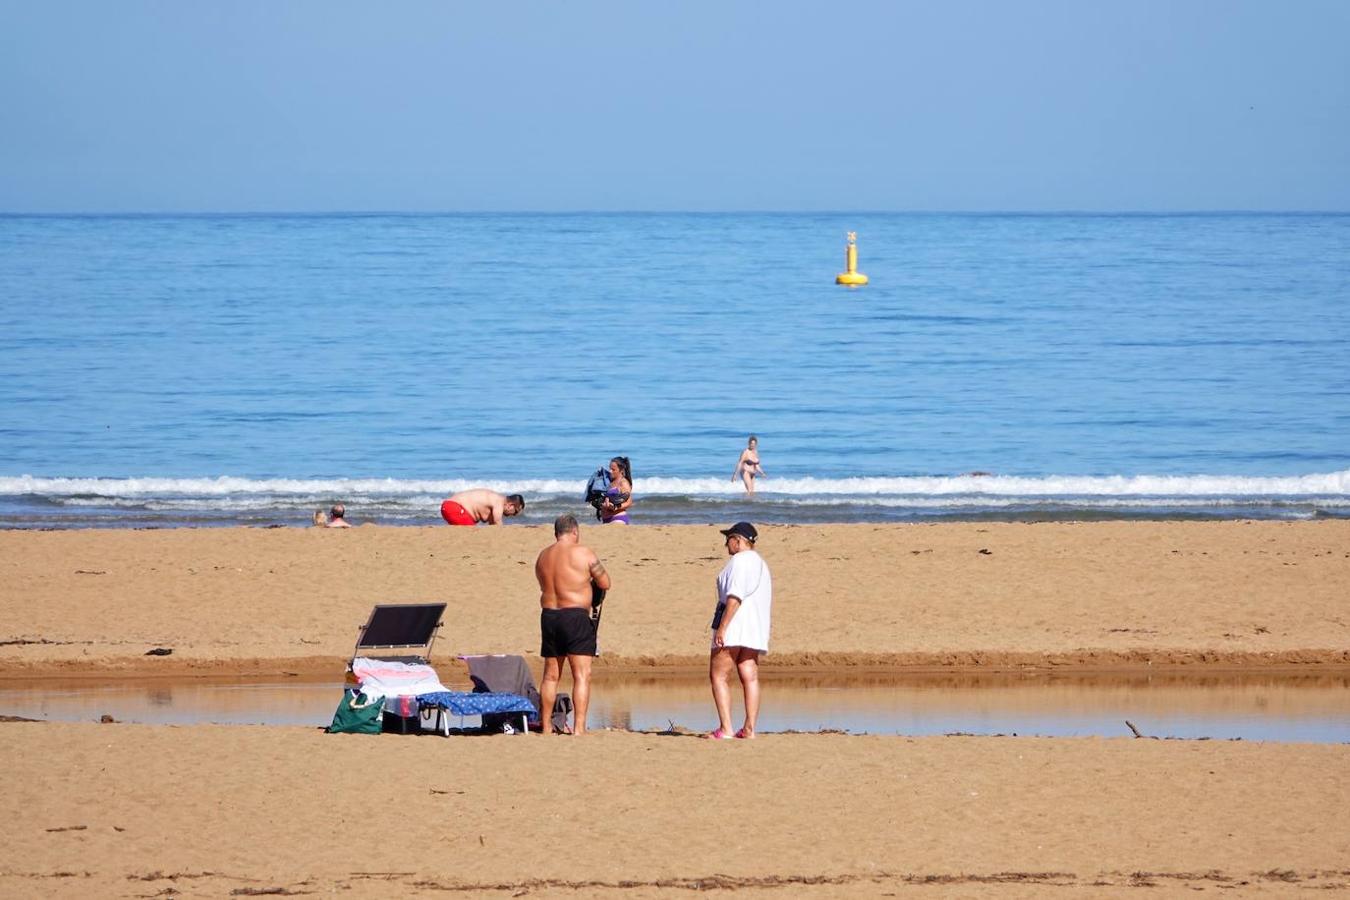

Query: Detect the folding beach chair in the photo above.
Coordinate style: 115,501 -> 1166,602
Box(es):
346,603 -> 536,737
349,603 -> 447,734
461,654 -> 574,734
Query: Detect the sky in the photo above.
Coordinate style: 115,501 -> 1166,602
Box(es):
1,0 -> 1347,213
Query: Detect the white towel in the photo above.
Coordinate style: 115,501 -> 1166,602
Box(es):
350,656 -> 451,700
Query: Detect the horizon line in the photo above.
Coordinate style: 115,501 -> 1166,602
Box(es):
2,208 -> 1348,218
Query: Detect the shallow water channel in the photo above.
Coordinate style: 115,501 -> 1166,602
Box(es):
3,671 -> 1348,743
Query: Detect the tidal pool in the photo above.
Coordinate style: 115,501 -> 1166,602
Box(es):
2,670 -> 1347,742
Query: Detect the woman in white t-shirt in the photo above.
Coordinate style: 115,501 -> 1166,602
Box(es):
705,521 -> 772,740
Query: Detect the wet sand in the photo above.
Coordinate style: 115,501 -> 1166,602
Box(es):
2,521 -> 1348,897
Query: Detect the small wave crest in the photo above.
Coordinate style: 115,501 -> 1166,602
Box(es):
0,474 -> 580,498
3,470 -> 1348,501
2,470 -> 1348,528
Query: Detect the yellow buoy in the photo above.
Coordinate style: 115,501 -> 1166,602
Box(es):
835,231 -> 868,286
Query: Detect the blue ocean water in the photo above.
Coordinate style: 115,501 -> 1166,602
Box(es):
1,212 -> 1347,528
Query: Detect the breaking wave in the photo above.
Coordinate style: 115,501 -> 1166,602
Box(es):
3,470 -> 1349,501
1,470 -> 1347,528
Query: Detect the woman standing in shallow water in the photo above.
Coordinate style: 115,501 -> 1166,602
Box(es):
732,435 -> 765,496
600,456 -> 633,525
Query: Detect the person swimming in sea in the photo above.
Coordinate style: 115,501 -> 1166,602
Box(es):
599,456 -> 633,525
732,435 -> 765,497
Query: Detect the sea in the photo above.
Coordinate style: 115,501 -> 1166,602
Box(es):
1,212 -> 1347,529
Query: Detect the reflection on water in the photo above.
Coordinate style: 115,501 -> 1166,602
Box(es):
0,671 -> 1347,743
592,671 -> 1350,743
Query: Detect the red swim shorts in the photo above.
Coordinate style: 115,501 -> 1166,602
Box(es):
440,500 -> 476,526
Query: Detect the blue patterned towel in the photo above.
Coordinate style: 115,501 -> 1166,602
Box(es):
416,691 -> 536,717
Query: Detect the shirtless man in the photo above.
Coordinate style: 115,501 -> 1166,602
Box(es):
439,489 -> 525,526
535,514 -> 610,735
325,504 -> 352,528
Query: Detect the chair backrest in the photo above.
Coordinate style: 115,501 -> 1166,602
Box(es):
354,603 -> 446,662
461,654 -> 573,732
462,654 -> 538,700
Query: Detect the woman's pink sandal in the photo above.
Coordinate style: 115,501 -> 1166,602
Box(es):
734,727 -> 753,739
703,727 -> 735,740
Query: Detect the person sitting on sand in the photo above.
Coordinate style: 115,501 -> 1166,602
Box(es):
705,521 -> 772,740
440,489 -> 525,526
312,509 -> 328,527
326,504 -> 352,528
732,435 -> 766,497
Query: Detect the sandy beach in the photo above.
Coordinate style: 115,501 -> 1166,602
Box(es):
3,520 -> 1349,897
2,520 -> 1347,674
5,724 -> 1348,898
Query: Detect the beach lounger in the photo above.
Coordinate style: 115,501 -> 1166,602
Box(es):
342,604 -> 536,737
461,653 -> 574,734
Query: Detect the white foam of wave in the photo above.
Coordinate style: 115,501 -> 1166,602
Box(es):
0,475 -> 583,498
724,471 -> 1350,497
67,495 -> 449,513
47,494 -> 1350,516
2,470 -> 1348,501
773,495 -> 1350,509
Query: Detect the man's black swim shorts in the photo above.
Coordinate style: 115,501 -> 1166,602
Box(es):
540,607 -> 597,657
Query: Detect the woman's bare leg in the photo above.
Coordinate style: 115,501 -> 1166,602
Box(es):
735,648 -> 761,737
708,647 -> 736,734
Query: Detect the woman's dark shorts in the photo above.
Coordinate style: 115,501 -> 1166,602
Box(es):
540,607 -> 597,657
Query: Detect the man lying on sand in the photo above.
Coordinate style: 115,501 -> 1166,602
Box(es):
440,489 -> 525,526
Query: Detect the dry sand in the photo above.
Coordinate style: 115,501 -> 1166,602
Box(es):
2,521 -> 1348,897
5,725 -> 1348,898
2,520 -> 1348,674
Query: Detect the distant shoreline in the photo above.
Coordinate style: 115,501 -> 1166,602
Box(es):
5,469 -> 1347,530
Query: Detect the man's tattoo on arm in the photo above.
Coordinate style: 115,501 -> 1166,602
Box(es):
589,560 -> 607,580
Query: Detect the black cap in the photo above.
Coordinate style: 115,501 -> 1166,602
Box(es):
719,521 -> 758,543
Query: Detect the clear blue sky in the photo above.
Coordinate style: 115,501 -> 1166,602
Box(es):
2,0 -> 1346,212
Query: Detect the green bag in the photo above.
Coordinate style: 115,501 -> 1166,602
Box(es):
326,690 -> 384,734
